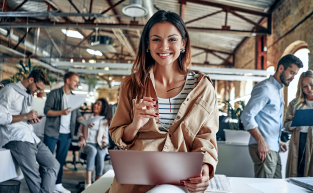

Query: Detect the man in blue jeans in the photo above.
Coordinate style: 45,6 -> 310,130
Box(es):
44,72 -> 84,193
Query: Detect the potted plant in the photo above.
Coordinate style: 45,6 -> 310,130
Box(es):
221,100 -> 250,144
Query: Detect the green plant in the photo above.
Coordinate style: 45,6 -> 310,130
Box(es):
9,57 -> 57,84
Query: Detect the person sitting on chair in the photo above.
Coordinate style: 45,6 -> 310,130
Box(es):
77,98 -> 110,189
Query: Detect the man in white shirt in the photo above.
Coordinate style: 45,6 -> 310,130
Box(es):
44,72 -> 84,193
0,69 -> 59,193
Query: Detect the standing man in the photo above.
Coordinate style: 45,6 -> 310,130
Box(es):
241,54 -> 303,178
0,69 -> 60,193
44,72 -> 84,193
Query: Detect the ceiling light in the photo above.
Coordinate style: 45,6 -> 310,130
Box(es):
109,77 -> 112,80
70,59 -> 73,63
86,48 -> 103,56
82,59 -> 85,63
104,67 -> 109,71
61,29 -> 83,39
89,59 -> 96,63
122,0 -> 148,17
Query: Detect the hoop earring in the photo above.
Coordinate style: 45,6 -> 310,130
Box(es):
180,49 -> 185,53
146,48 -> 150,53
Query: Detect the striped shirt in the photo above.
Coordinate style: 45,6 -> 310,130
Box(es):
157,72 -> 199,131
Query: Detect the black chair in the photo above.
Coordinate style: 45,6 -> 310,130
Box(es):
65,139 -> 86,171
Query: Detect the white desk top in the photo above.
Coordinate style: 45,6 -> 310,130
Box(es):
83,170 -> 312,193
0,148 -> 23,183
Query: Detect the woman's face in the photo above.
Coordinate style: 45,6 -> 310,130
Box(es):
93,100 -> 103,114
302,77 -> 313,98
148,22 -> 186,67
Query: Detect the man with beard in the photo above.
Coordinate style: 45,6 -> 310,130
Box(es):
0,69 -> 60,193
43,71 -> 84,193
241,54 -> 303,178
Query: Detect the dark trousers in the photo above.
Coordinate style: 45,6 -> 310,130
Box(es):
298,132 -> 307,177
43,133 -> 71,184
5,141 -> 59,193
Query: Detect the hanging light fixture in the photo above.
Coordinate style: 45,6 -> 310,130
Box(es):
122,0 -> 148,17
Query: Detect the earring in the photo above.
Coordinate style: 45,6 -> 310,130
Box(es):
180,49 -> 185,53
146,48 -> 149,53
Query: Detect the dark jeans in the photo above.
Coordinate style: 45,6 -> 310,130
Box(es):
298,132 -> 307,177
5,141 -> 59,193
43,133 -> 71,184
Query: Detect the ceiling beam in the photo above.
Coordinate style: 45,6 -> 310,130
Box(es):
185,10 -> 223,25
13,0 -> 28,11
88,0 -> 94,20
230,10 -> 267,32
67,30 -> 95,56
67,0 -> 81,14
192,46 -> 232,55
185,0 -> 269,17
13,28 -> 32,50
179,0 -> 186,20
90,0 -> 125,22
0,22 -> 270,35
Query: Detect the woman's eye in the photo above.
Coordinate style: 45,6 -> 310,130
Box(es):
152,39 -> 160,42
169,38 -> 177,42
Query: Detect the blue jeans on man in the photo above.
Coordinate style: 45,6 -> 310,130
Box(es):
44,133 -> 71,184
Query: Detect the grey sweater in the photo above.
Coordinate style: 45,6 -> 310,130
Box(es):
44,87 -> 82,139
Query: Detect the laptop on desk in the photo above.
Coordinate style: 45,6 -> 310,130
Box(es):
109,150 -> 203,185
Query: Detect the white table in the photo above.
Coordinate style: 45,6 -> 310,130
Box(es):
216,141 -> 288,178
0,148 -> 23,183
83,170 -> 311,193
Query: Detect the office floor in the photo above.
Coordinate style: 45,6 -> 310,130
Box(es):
19,151 -> 108,193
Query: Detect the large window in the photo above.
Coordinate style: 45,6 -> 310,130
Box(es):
287,48 -> 310,104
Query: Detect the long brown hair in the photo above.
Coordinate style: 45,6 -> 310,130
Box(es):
294,70 -> 313,110
124,10 -> 192,102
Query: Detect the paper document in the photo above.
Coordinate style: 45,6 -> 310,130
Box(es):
205,175 -> 231,193
67,94 -> 86,110
79,115 -> 104,126
246,181 -> 311,193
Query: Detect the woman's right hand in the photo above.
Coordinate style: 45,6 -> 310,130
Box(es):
130,97 -> 157,130
78,138 -> 86,147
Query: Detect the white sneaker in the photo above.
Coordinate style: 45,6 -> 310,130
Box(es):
85,183 -> 91,189
54,184 -> 71,193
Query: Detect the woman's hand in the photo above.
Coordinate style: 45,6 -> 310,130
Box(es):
87,123 -> 95,129
99,141 -> 108,149
78,137 -> 86,147
181,164 -> 211,193
130,97 -> 157,130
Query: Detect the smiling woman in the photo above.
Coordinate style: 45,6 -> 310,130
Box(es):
108,10 -> 219,193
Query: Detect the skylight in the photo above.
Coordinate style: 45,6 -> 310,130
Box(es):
61,29 -> 83,39
86,49 -> 103,56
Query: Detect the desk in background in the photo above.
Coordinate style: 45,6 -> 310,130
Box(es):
0,149 -> 23,183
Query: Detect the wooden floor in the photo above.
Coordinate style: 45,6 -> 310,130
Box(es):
19,151 -> 111,193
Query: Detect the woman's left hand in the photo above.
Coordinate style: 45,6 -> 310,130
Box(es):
181,164 -> 211,193
87,123 -> 95,129
99,141 -> 108,149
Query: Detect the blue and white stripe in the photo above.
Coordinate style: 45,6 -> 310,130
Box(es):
157,72 -> 199,131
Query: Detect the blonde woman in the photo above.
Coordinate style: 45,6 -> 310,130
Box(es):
284,70 -> 313,177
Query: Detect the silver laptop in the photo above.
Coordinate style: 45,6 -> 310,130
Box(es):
109,150 -> 204,185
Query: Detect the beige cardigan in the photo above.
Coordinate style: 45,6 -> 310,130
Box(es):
77,113 -> 109,147
107,70 -> 219,193
284,98 -> 313,177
